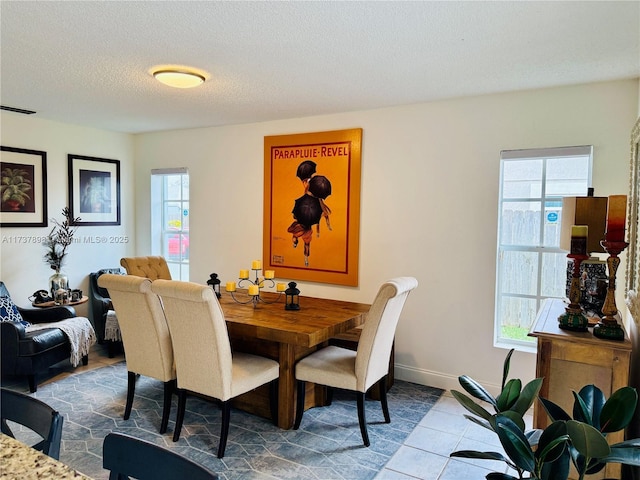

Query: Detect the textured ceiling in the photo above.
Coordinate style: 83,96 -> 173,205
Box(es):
1,1 -> 639,134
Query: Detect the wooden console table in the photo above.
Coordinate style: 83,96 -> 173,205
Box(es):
529,298 -> 632,479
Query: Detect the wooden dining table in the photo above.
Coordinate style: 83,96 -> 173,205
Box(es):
218,290 -> 370,429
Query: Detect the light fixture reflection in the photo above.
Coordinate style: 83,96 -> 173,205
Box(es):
153,69 -> 205,89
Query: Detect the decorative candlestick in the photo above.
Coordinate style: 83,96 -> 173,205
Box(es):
558,252 -> 590,331
593,240 -> 628,340
226,261 -> 285,308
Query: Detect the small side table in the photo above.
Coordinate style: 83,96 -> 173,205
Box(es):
31,295 -> 88,308
529,298 -> 631,480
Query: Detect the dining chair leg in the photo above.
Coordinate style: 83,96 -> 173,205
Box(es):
159,380 -> 174,434
124,371 -> 136,420
268,379 -> 278,426
293,380 -> 306,430
327,386 -> 333,405
173,389 -> 187,442
379,376 -> 390,423
217,401 -> 231,458
356,391 -> 370,447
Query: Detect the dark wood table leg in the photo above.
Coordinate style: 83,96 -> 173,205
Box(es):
278,343 -> 296,429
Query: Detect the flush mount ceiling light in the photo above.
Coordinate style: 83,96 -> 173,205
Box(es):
152,69 -> 205,88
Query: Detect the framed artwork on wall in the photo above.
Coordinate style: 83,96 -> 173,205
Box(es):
0,146 -> 48,227
68,154 -> 121,226
626,116 -> 640,325
263,128 -> 362,286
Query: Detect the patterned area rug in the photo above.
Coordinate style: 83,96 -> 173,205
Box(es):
8,362 -> 442,480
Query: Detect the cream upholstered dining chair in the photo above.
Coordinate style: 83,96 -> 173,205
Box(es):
120,256 -> 172,280
150,280 -> 279,458
293,276 -> 418,446
97,274 -> 176,434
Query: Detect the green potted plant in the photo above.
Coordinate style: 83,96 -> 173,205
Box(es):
43,207 -> 80,299
0,167 -> 32,210
450,349 -> 640,479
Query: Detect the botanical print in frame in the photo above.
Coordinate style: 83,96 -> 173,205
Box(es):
263,128 -> 362,286
68,154 -> 120,226
0,146 -> 47,227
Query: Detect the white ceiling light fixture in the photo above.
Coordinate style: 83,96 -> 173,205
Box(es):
152,69 -> 205,89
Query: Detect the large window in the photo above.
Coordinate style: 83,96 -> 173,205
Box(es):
151,169 -> 189,280
495,146 -> 592,351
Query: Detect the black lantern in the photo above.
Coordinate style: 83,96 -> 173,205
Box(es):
284,281 -> 300,310
207,273 -> 221,299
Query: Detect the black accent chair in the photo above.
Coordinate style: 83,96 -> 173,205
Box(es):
1,388 -> 64,459
103,432 -> 219,480
0,282 -> 87,393
88,267 -> 124,344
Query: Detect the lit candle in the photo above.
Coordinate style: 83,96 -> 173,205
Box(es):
570,225 -> 588,255
605,195 -> 627,242
264,270 -> 275,279
251,260 -> 262,270
239,270 -> 249,279
276,282 -> 287,292
248,285 -> 260,296
225,282 -> 236,292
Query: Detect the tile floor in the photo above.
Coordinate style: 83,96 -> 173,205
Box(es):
4,343 -> 531,479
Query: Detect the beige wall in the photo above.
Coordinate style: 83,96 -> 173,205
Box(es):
0,115 -> 135,317
1,78 -> 637,392
134,79 -> 638,392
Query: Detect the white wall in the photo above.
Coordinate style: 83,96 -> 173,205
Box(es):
0,80 -> 635,392
0,114 -> 135,317
134,79 -> 638,392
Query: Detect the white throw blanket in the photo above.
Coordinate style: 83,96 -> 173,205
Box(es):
26,317 -> 96,367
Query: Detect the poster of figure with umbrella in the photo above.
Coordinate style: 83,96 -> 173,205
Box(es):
263,129 -> 362,286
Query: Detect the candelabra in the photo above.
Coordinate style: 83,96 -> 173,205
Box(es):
558,252 -> 590,331
593,240 -> 628,340
226,265 -> 286,308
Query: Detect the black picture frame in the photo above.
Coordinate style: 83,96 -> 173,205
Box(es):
68,154 -> 120,226
0,146 -> 48,227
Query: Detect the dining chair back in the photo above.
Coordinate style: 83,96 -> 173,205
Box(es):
120,256 -> 172,280
294,276 -> 418,446
151,279 -> 279,458
1,388 -> 64,459
97,274 -> 176,434
103,432 -> 218,480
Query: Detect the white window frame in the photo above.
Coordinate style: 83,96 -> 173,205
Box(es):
494,146 -> 593,353
151,168 -> 189,281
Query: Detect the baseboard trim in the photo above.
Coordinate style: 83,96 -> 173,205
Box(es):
395,363 -> 502,396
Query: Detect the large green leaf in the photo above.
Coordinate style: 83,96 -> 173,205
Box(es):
511,378 -> 543,415
463,414 -> 493,432
539,449 -> 570,480
497,378 -> 521,412
599,387 -> 638,433
450,450 -> 509,462
495,415 -> 536,473
458,375 -> 497,407
572,390 -> 595,426
535,421 -> 568,463
566,420 -> 611,459
501,348 -> 515,391
539,397 -> 571,422
486,474 -> 520,480
500,410 -> 525,431
574,384 -> 605,427
451,390 -> 492,420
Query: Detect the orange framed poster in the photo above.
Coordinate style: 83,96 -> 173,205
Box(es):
263,128 -> 362,286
